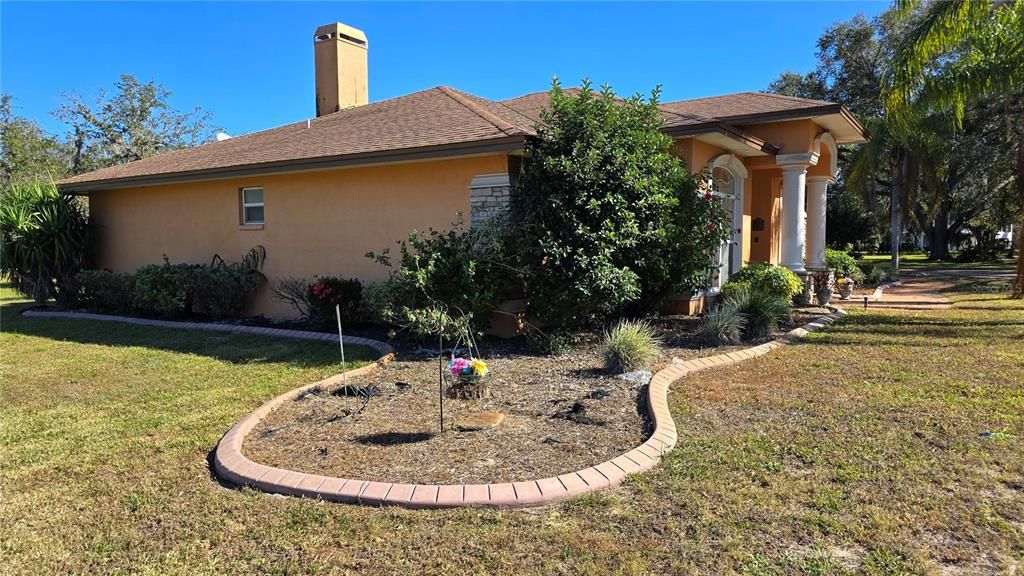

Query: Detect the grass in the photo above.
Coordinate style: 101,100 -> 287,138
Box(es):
859,252 -> 1017,271
2,279 -> 1023,574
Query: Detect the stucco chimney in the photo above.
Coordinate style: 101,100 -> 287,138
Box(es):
313,22 -> 368,116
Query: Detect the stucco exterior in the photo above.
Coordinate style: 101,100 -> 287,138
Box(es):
88,154 -> 509,317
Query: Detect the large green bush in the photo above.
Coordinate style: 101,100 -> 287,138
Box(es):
0,180 -> 89,303
132,259 -> 204,318
193,246 -> 266,319
727,263 -> 803,301
366,218 -> 509,339
514,81 -> 731,329
71,269 -> 135,314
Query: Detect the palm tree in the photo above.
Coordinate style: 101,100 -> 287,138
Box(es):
884,0 -> 1024,296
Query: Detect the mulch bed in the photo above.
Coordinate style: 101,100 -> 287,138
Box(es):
243,308 -> 830,485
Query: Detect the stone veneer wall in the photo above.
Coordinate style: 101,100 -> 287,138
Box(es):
469,173 -> 512,227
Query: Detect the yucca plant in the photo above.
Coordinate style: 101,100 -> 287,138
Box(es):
602,319 -> 662,373
700,305 -> 746,345
0,180 -> 89,303
723,286 -> 792,340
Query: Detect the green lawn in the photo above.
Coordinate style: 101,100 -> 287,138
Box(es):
2,281 -> 1022,574
859,252 -> 1017,271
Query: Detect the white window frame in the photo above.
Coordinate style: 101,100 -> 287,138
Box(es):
706,154 -> 748,290
240,187 -> 264,225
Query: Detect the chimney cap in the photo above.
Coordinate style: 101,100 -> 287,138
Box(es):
314,22 -> 367,45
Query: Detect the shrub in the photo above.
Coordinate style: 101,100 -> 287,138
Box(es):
602,319 -> 662,372
719,280 -> 751,303
366,217 -> 509,339
72,269 -> 135,314
307,276 -> 365,327
0,180 -> 89,303
132,259 -> 204,318
825,248 -> 864,282
724,286 -> 792,339
193,266 -> 262,319
192,246 -> 267,319
700,305 -> 745,345
727,263 -> 803,301
514,80 -> 731,329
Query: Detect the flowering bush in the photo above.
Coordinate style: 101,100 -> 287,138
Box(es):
270,275 -> 365,327
448,357 -> 489,378
307,276 -> 364,327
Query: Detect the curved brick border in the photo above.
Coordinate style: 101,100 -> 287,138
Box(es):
22,306 -> 846,508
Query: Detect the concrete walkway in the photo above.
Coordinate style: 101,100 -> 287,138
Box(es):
867,278 -> 952,311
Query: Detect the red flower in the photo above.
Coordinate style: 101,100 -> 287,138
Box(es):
704,192 -> 713,201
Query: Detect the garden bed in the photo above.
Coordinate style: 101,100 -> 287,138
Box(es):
243,307 -> 831,485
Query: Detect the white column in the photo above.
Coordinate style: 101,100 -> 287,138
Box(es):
806,176 -> 829,270
779,164 -> 808,273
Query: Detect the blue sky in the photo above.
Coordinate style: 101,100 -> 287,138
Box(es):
2,2 -> 887,138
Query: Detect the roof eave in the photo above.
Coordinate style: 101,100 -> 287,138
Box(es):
57,136 -> 526,193
708,103 -> 869,144
663,121 -> 779,156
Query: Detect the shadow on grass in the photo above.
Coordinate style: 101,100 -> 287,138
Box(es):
1,301 -> 377,368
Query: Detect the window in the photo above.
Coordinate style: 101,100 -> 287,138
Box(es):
710,167 -> 737,291
241,187 -> 264,225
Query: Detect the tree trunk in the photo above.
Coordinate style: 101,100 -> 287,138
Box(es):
930,206 -> 951,261
891,150 -> 905,271
1013,130 -> 1024,298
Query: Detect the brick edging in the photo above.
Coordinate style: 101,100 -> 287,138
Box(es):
22,306 -> 846,508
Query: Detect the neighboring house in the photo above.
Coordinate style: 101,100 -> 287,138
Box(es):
58,22 -> 868,320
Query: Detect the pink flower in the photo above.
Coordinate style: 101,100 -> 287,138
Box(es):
449,358 -> 471,376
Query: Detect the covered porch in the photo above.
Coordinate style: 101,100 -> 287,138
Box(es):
671,122 -> 849,310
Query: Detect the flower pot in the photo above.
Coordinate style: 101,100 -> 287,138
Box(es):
816,288 -> 833,306
838,285 -> 854,300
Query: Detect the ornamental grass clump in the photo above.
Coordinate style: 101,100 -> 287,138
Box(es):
603,319 -> 662,372
724,286 -> 792,339
700,305 -> 746,345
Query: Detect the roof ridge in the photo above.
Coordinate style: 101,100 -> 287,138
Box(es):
437,86 -> 518,135
752,91 -> 833,106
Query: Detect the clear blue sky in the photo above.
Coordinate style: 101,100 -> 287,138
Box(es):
2,1 -> 887,138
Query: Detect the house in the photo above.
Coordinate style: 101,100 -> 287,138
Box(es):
58,21 -> 868,322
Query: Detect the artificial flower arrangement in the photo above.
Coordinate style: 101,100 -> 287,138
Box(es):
836,277 -> 856,299
449,357 -> 489,380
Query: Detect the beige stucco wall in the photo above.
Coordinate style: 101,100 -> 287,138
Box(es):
88,154 -> 509,317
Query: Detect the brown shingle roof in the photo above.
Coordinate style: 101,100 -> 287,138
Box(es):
658,92 -> 839,126
59,86 -> 534,189
59,87 -> 859,191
